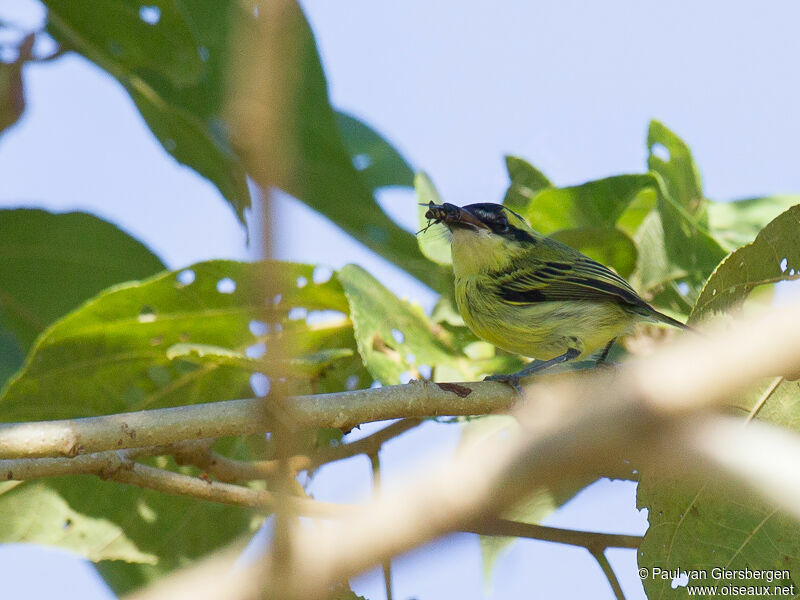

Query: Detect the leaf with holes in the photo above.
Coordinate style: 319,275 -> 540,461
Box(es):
503,156 -> 552,213
511,174 -> 657,235
647,120 -> 705,218
416,172 -> 453,267
336,112 -> 414,192
44,0 -> 251,220
639,343 -> 800,599
638,473 -> 799,599
0,209 -> 165,388
0,260 -> 357,420
691,205 -> 800,320
338,264 -> 484,384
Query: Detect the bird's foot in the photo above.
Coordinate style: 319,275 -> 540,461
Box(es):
484,373 -> 523,394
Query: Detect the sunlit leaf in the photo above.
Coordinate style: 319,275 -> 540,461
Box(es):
337,265 -> 506,384
0,260 -> 355,420
503,156 -> 552,212
549,227 -> 638,278
647,120 -> 704,217
708,195 -> 800,251
691,205 -> 800,320
415,172 -> 452,267
513,174 -> 656,234
0,482 -> 156,565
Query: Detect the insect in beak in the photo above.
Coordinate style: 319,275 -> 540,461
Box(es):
419,202 -> 489,233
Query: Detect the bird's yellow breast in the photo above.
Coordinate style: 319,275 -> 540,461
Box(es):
454,273 -> 634,360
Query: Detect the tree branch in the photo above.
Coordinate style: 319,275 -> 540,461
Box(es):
245,306 -> 800,598
465,518 -> 641,550
0,448 -> 351,517
591,549 -> 625,600
0,383 -> 513,460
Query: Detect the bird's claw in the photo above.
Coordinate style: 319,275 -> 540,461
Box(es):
484,373 -> 523,394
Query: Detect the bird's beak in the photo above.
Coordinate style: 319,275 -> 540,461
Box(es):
424,203 -> 489,231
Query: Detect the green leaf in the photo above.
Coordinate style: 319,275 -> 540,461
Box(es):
0,481 -> 156,565
51,470 -> 255,594
0,260 -> 359,420
503,156 -> 552,213
415,172 -> 452,267
549,227 -> 638,278
708,195 -> 800,251
44,0 -> 252,221
513,174 -> 657,235
0,209 -> 164,386
638,377 -> 800,599
225,3 -> 449,292
638,474 -> 798,599
647,120 -> 704,216
652,173 -> 727,294
691,205 -> 800,320
338,264 -> 487,384
336,112 -> 414,191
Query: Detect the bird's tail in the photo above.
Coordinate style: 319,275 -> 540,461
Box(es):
650,308 -> 695,332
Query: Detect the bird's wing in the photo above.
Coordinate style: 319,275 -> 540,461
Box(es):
495,256 -> 648,309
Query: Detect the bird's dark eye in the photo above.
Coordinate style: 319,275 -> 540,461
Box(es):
495,217 -> 510,233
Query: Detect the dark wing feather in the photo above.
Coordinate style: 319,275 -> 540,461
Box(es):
496,255 -> 649,310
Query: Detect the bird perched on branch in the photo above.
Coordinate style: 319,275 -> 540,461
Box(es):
421,202 -> 688,390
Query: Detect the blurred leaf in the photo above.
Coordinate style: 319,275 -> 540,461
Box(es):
503,156 -> 552,212
0,482 -> 156,564
224,1 -> 449,292
0,34 -> 33,136
416,172 -> 452,266
459,416 -> 557,583
708,195 -> 800,251
0,260 -> 357,420
44,0 -> 251,220
0,209 -> 164,387
691,205 -> 800,320
549,227 -> 638,278
336,112 -> 414,191
638,377 -> 800,599
647,120 -> 704,217
513,174 -> 656,234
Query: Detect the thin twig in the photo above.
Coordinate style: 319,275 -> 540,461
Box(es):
310,418 -> 423,471
370,451 -> 393,600
256,306 -> 800,598
0,382 -> 514,460
0,449 -> 352,517
465,518 -> 642,550
590,549 -> 625,600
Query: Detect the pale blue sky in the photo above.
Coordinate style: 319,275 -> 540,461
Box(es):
2,1 -> 800,598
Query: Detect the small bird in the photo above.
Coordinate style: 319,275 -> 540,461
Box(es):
422,202 -> 688,390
